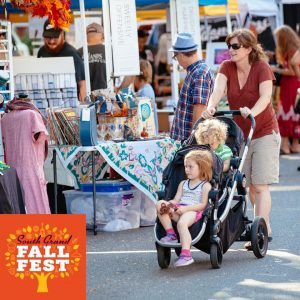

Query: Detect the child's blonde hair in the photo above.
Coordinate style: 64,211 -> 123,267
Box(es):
184,149 -> 213,181
195,119 -> 228,146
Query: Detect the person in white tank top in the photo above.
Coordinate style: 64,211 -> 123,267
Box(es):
156,149 -> 213,267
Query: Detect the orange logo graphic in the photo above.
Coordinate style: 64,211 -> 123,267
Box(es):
0,215 -> 86,300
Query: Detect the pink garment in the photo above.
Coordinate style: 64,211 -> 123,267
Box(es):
1,110 -> 50,214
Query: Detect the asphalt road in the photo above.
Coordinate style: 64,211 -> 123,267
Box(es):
86,153 -> 300,300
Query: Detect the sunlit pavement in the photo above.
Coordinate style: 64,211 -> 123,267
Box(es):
86,151 -> 300,300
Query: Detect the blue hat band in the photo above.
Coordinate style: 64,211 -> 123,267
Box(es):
173,44 -> 197,51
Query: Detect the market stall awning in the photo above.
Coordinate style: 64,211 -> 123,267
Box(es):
2,0 -> 238,19
70,0 -> 228,10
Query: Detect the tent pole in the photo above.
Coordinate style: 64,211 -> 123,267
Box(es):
79,0 -> 91,97
102,0 -> 114,90
278,0 -> 284,26
225,4 -> 232,34
170,0 -> 179,105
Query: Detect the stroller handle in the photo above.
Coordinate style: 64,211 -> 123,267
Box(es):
192,110 -> 256,134
214,110 -> 256,130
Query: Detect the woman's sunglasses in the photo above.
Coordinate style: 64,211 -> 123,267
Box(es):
227,43 -> 243,50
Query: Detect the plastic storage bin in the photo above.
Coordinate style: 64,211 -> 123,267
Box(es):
81,179 -> 132,193
140,193 -> 156,226
63,188 -> 141,232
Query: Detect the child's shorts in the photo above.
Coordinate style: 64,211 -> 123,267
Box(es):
195,211 -> 203,223
176,204 -> 203,223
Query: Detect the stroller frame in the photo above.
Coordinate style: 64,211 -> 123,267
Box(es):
154,110 -> 269,269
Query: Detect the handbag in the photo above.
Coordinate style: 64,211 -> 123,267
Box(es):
294,89 -> 300,114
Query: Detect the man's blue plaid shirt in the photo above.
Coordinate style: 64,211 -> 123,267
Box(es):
170,60 -> 214,141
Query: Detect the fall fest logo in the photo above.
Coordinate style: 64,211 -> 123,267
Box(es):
0,215 -> 86,300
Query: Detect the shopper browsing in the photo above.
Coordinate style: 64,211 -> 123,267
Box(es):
169,33 -> 214,142
134,59 -> 158,135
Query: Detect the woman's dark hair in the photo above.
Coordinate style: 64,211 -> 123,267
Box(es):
225,28 -> 267,64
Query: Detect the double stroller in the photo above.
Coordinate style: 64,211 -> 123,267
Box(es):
154,111 -> 269,269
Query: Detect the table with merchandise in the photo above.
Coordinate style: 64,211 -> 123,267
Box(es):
52,137 -> 181,234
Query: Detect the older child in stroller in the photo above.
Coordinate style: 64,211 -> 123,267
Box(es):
156,149 -> 213,267
154,111 -> 269,269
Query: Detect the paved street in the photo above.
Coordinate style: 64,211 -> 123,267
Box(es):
86,153 -> 300,300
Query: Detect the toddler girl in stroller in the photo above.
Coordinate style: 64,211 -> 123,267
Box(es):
156,149 -> 213,267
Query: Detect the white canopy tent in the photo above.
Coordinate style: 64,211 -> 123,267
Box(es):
238,0 -> 280,27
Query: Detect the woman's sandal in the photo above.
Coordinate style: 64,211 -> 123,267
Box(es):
280,149 -> 290,155
244,237 -> 272,251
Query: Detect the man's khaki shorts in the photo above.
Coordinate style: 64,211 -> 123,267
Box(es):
240,131 -> 281,186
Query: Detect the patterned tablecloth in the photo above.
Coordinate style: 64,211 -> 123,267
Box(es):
55,138 -> 181,202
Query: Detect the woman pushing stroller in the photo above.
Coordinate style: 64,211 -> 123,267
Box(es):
202,28 -> 280,245
156,149 -> 213,267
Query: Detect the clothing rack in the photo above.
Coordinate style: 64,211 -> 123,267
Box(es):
0,20 -> 14,101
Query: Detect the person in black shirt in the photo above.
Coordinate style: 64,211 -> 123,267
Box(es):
37,20 -> 86,102
138,29 -> 154,62
78,23 -> 107,91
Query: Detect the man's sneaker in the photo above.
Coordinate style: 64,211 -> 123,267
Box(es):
174,255 -> 194,267
160,234 -> 178,243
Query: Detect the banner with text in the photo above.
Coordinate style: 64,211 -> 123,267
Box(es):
0,214 -> 86,300
110,0 -> 140,76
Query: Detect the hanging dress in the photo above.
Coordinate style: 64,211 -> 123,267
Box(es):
1,109 -> 50,214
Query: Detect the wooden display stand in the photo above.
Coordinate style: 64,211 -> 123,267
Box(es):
157,107 -> 174,132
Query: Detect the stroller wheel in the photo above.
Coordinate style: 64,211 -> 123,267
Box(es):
156,242 -> 171,269
174,247 -> 181,257
251,216 -> 268,258
210,243 -> 223,269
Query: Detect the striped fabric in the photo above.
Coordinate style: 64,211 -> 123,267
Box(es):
170,60 -> 214,141
215,144 -> 233,161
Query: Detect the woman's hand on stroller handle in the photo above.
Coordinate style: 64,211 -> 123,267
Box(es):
202,108 -> 256,129
240,107 -> 252,119
213,109 -> 256,130
201,106 -> 216,119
